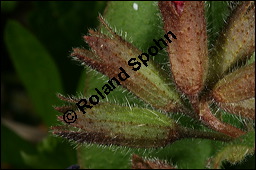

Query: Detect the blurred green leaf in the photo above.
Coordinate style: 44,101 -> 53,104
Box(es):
1,1 -> 17,13
5,20 -> 63,126
28,1 -> 107,94
153,139 -> 212,169
78,145 -> 130,169
103,2 -> 163,50
21,136 -> 77,169
102,1 -> 168,65
205,1 -> 230,47
1,124 -> 36,168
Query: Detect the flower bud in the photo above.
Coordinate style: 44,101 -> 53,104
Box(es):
212,63 -> 255,103
71,16 -> 183,112
209,1 -> 255,84
159,1 -> 208,96
53,103 -> 179,148
53,100 -> 233,147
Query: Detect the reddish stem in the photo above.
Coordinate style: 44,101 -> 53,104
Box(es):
198,101 -> 246,138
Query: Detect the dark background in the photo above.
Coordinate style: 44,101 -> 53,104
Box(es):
1,1 -> 106,168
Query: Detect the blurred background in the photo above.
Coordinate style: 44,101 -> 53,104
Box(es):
1,1 -> 106,168
1,1 -> 255,169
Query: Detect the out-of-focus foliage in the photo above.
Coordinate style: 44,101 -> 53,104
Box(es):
1,1 -> 106,168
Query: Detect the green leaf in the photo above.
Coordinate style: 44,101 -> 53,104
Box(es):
1,124 -> 36,168
154,139 -> 212,169
5,20 -> 63,126
77,145 -> 130,169
21,136 -> 77,169
103,2 -> 163,50
102,1 -> 169,66
205,1 -> 230,47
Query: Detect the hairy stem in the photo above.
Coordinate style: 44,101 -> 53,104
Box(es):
198,101 -> 246,138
